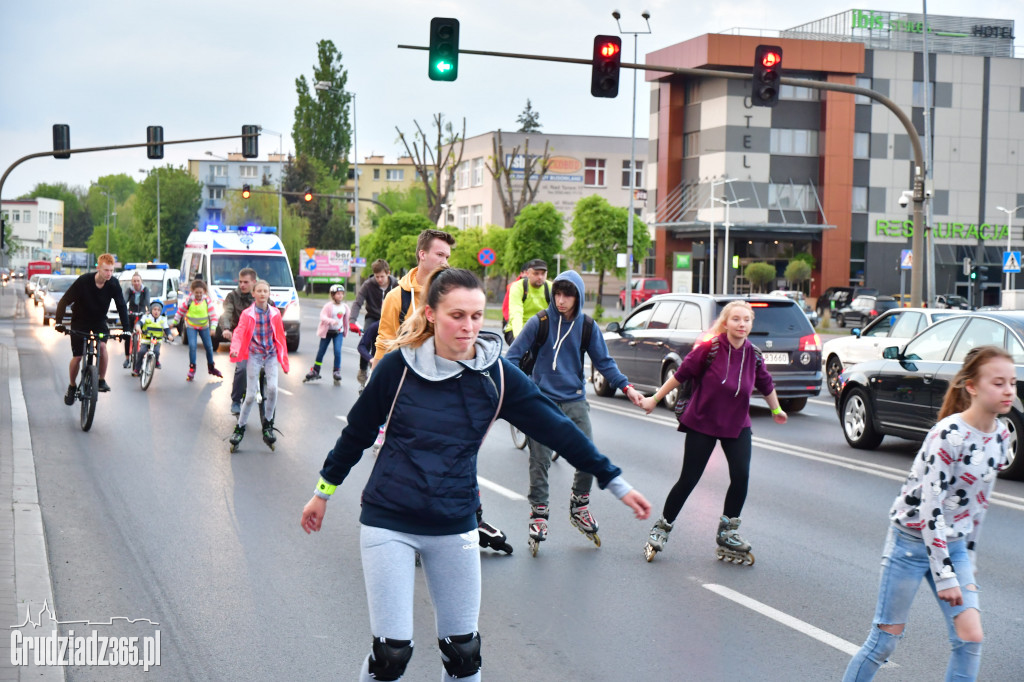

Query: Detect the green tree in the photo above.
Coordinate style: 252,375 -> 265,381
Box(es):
516,99 -> 542,133
361,211 -> 436,274
744,262 -> 777,292
292,39 -> 351,182
281,154 -> 346,248
567,195 -> 651,304
24,183 -> 91,247
784,260 -> 812,291
367,185 -> 429,230
504,202 -> 564,275
792,251 -> 816,269
132,167 -> 202,267
448,224 -> 509,282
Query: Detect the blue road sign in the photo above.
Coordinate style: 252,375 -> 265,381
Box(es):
900,249 -> 913,270
1003,251 -> 1021,273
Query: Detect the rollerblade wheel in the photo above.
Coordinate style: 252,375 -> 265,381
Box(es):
230,443 -> 238,453
591,533 -> 601,548
644,543 -> 657,562
529,538 -> 540,557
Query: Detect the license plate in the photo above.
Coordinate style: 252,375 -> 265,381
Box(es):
763,352 -> 789,365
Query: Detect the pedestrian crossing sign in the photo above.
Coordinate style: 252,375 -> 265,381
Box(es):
900,249 -> 912,270
1003,251 -> 1021,273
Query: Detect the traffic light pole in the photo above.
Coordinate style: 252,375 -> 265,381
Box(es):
243,187 -> 394,215
400,44 -> 929,307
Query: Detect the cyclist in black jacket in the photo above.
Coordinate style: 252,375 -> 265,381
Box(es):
54,254 -> 130,403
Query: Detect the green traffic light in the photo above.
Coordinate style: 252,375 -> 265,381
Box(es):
435,61 -> 452,73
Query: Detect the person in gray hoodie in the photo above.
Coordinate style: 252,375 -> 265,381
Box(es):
507,270 -> 644,553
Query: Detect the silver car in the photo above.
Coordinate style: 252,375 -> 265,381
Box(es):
40,276 -> 77,326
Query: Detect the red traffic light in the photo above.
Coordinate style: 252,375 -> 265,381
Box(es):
241,184 -> 251,200
761,51 -> 781,68
591,35 -> 622,98
599,41 -> 620,58
303,188 -> 314,202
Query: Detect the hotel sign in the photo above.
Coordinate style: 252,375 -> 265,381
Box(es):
852,9 -> 1015,40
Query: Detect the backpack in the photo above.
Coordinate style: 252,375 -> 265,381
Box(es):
673,336 -> 720,428
518,310 -> 593,377
398,288 -> 413,324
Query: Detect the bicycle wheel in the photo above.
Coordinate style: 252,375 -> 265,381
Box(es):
140,353 -> 154,391
80,364 -> 98,431
510,423 -> 528,450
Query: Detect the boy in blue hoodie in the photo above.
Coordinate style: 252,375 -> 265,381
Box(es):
507,270 -> 644,554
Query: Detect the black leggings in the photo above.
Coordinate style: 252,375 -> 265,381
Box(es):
662,427 -> 752,523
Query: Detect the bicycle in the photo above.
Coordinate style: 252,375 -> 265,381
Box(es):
122,313 -> 142,370
137,338 -> 162,391
59,327 -> 128,431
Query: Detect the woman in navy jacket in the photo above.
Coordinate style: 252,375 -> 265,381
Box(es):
301,268 -> 650,682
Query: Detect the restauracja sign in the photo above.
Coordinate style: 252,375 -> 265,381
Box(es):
876,219 -> 1009,240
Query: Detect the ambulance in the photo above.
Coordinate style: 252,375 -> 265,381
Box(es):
178,225 -> 300,351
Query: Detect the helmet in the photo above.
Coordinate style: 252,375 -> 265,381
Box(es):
329,284 -> 344,294
150,301 -> 163,312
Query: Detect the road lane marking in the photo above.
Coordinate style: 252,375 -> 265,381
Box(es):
588,401 -> 1024,512
479,476 -> 527,501
336,416 -> 347,423
279,388 -> 293,396
702,584 -> 870,661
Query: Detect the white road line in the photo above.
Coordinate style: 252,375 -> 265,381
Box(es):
587,401 -> 1024,512
279,388 -> 293,396
336,416 -> 348,423
702,583 -> 867,660
479,476 -> 527,501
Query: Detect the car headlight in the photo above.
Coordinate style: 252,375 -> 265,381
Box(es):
282,301 -> 301,322
44,295 -> 55,306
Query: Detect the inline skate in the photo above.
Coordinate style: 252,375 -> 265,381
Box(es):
229,425 -> 245,453
186,363 -> 196,382
644,517 -> 674,562
207,362 -> 223,379
333,369 -> 341,385
569,493 -> 600,548
715,516 -> 755,566
262,418 -> 279,451
476,508 -> 513,554
528,504 -> 549,557
303,365 -> 321,383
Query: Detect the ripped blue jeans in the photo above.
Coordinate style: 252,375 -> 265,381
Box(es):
843,524 -> 981,681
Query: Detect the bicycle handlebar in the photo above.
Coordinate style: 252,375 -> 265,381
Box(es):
57,327 -> 132,341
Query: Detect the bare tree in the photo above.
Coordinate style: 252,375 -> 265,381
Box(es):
395,114 -> 466,224
485,130 -> 552,228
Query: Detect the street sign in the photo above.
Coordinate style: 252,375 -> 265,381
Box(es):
900,249 -> 913,270
477,248 -> 496,267
674,253 -> 691,269
1003,251 -> 1021,273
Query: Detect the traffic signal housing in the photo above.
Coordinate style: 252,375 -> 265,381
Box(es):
752,45 -> 783,107
591,35 -> 622,98
241,184 -> 251,200
242,125 -> 259,158
303,187 -> 314,202
428,17 -> 459,81
146,126 -> 164,159
52,124 -> 71,159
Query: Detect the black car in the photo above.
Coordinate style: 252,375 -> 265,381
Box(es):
816,286 -> 878,318
834,295 -> 898,328
835,312 -> 1024,480
594,294 -> 822,413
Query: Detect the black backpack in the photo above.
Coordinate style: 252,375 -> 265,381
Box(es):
518,310 -> 593,377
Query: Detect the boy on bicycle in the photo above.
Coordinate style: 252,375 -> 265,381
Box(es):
133,301 -> 171,376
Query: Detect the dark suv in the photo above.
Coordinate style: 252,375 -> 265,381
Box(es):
834,295 -> 899,328
594,294 -> 822,412
816,286 -> 878,318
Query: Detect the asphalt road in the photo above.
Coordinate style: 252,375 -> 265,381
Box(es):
11,299 -> 1024,681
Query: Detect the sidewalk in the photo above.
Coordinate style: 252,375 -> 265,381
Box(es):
0,287 -> 63,681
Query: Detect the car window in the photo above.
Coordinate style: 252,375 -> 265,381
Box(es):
622,304 -> 655,332
889,311 -> 923,338
876,299 -> 899,313
902,317 -> 968,361
675,303 -> 702,331
644,279 -> 668,290
849,296 -> 868,308
1008,333 -> 1024,364
720,301 -> 808,336
647,302 -> 679,330
949,318 -> 1007,363
863,311 -> 899,337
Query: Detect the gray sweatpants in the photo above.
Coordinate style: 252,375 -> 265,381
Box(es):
237,353 -> 278,428
358,524 -> 482,682
526,399 -> 595,507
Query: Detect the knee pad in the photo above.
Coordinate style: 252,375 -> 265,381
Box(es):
438,632 -> 481,679
367,636 -> 413,681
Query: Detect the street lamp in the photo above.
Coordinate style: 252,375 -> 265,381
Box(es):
139,168 -> 161,261
713,195 -> 748,294
707,178 -> 736,295
314,80 -> 359,286
91,182 -> 111,253
996,205 -> 1024,290
613,9 -> 651,316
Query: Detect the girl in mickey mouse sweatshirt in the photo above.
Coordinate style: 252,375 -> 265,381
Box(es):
844,345 -> 1013,682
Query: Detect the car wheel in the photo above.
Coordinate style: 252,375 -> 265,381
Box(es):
592,368 -> 615,397
660,363 -> 679,410
617,297 -> 623,310
841,387 -> 884,449
779,397 -> 807,413
998,409 -> 1024,481
826,355 -> 844,397
287,334 -> 299,353
836,314 -> 845,328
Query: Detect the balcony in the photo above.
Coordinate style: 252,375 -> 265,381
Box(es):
206,173 -> 228,186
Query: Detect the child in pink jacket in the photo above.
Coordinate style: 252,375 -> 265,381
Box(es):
303,284 -> 349,384
227,281 -> 290,450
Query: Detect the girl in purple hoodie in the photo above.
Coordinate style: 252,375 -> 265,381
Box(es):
639,300 -> 787,564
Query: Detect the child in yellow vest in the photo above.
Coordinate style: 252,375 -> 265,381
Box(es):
171,279 -> 223,382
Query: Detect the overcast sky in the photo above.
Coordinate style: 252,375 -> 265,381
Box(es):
1,0 -> 1021,200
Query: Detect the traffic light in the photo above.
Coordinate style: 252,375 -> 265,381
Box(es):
146,126 -> 164,159
241,184 -> 251,200
591,35 -> 622,98
241,124 -> 259,158
52,124 -> 71,159
303,187 -> 314,202
970,263 -> 988,280
428,17 -> 459,81
752,45 -> 783,107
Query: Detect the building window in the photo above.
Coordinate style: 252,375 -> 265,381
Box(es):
12,210 -> 20,222
457,206 -> 469,229
912,82 -> 935,108
853,133 -> 870,159
240,165 -> 258,178
855,77 -> 872,105
211,165 -> 227,176
471,158 -> 484,187
779,84 -> 818,100
683,132 -> 700,158
457,162 -> 471,189
415,170 -> 436,182
684,80 -> 700,105
579,259 -> 598,275
770,129 -> 819,156
0,211 -> 7,222
23,210 -> 31,222
208,209 -> 222,223
471,204 -> 483,227
852,186 -> 868,212
373,169 -> 381,180
584,158 -> 606,187
209,187 -> 224,199
768,184 -> 816,211
621,160 -> 643,188
386,169 -> 405,181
